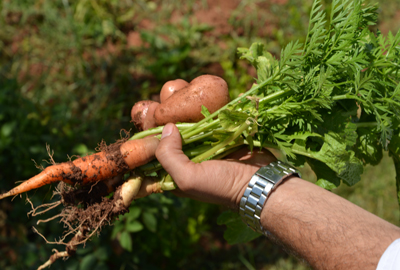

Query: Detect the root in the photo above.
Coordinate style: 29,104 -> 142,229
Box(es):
37,250 -> 69,270
27,198 -> 62,217
36,226 -> 89,270
43,144 -> 57,165
31,159 -> 45,171
33,227 -> 67,246
37,213 -> 66,225
119,129 -> 131,140
29,168 -> 164,269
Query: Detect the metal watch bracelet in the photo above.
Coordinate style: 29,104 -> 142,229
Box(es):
239,161 -> 301,235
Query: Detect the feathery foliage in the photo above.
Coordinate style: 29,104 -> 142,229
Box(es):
229,0 -> 400,190
136,0 -> 400,196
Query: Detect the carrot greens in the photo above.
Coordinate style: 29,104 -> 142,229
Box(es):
137,0 -> 400,197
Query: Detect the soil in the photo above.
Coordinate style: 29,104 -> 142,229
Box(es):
33,171 -> 130,267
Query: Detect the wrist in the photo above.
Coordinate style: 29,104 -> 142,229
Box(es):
238,161 -> 301,234
260,176 -> 306,233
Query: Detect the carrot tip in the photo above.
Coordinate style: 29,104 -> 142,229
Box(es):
0,192 -> 12,200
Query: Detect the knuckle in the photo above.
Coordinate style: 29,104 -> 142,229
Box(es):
155,143 -> 169,160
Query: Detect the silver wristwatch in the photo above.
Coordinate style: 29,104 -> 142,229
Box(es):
239,161 -> 301,235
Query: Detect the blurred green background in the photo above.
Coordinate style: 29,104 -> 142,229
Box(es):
1,0 -> 399,269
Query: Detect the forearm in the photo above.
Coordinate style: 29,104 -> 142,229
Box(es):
262,177 -> 400,270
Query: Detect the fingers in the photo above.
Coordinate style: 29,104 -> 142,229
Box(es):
225,146 -> 277,167
155,123 -> 197,185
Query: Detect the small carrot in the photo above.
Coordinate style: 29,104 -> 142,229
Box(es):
0,137 -> 159,200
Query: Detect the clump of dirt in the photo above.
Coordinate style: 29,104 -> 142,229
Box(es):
96,137 -> 130,176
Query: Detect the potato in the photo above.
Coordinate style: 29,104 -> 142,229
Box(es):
154,75 -> 229,125
142,101 -> 159,130
131,100 -> 160,131
160,79 -> 189,103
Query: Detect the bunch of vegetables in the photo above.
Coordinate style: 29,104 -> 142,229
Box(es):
1,0 -> 399,268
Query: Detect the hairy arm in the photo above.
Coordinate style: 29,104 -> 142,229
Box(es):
263,177 -> 400,270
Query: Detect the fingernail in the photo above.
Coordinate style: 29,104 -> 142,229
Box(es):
161,124 -> 173,139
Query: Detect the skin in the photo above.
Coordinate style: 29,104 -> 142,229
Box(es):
160,79 -> 189,103
131,100 -> 159,131
154,75 -> 230,125
155,123 -> 400,270
142,102 -> 159,130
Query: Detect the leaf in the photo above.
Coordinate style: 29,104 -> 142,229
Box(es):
293,133 -> 363,186
356,128 -> 383,166
142,212 -> 157,232
1,122 -> 16,137
201,105 -> 211,121
93,247 -> 108,261
389,134 -> 400,206
95,263 -> 109,270
217,211 -> 261,245
315,179 -> 339,190
125,220 -> 144,233
309,158 -> 341,188
244,131 -> 254,152
392,155 -> 400,208
111,221 -> 124,239
73,143 -> 89,156
80,254 -> 97,270
126,206 -> 142,221
238,42 -> 276,82
287,132 -> 322,141
119,231 -> 132,252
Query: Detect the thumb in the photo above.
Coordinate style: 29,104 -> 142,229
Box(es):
155,123 -> 193,180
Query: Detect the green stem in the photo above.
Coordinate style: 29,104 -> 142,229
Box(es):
137,160 -> 163,173
129,123 -> 194,140
332,94 -> 365,103
212,145 -> 244,160
184,145 -> 214,158
181,119 -> 220,140
291,147 -> 314,158
183,131 -> 215,145
354,122 -> 378,128
259,89 -> 293,105
244,139 -> 279,149
191,121 -> 250,163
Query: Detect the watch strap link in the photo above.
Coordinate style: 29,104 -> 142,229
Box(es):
239,161 -> 301,234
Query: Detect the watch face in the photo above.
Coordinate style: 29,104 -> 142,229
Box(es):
256,165 -> 284,183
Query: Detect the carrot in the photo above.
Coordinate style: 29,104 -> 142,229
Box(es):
0,136 -> 159,200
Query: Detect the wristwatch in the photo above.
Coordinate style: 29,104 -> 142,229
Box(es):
239,160 -> 301,235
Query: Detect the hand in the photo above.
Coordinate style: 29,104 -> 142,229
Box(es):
155,123 -> 276,208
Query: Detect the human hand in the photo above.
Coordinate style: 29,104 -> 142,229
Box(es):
132,76 -> 276,207
155,123 -> 276,209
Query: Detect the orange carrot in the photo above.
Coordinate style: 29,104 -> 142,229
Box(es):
0,137 -> 159,200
